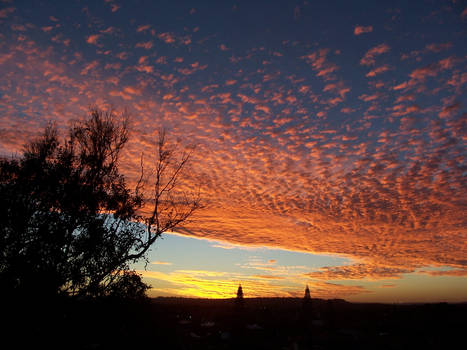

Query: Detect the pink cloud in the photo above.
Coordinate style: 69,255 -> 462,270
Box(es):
158,32 -> 176,44
360,43 -> 390,66
137,24 -> 151,32
366,65 -> 390,77
300,49 -> 339,80
305,264 -> 412,280
135,41 -> 153,49
86,34 -> 100,45
358,93 -> 379,102
135,65 -> 153,73
0,7 -> 15,18
425,42 -> 452,53
80,60 -> 98,75
409,63 -> 439,80
439,102 -> 460,118
393,81 -> 408,90
354,25 -> 373,35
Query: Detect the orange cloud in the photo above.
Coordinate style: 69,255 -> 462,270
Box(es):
310,282 -> 370,298
80,60 -> 99,75
135,41 -> 153,49
366,65 -> 390,77
425,42 -> 452,52
305,264 -> 412,281
354,25 -> 373,35
0,7 -> 15,18
158,32 -> 176,44
0,13 -> 465,292
151,261 -> 173,266
86,34 -> 100,45
418,269 -> 467,277
300,49 -> 339,80
252,275 -> 285,280
138,267 -> 370,299
360,43 -> 390,66
137,24 -> 151,32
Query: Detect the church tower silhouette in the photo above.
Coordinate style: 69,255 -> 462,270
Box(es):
236,284 -> 244,300
235,283 -> 244,309
304,285 -> 311,299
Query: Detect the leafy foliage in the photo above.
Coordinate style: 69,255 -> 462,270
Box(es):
0,109 -> 199,300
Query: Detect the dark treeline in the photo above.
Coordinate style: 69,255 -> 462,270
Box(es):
15,296 -> 462,350
138,298 -> 466,350
3,295 -> 465,349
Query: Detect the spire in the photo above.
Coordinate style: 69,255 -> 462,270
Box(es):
304,284 -> 311,299
236,283 -> 244,300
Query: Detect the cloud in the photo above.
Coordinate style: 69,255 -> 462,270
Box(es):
137,24 -> 151,32
300,49 -> 339,80
393,81 -> 408,90
354,25 -> 373,35
80,60 -> 99,75
135,41 -> 153,49
0,6 -> 15,18
360,43 -> 390,66
418,269 -> 467,277
151,261 -> 173,266
409,63 -> 439,80
425,42 -> 452,53
305,264 -> 412,281
110,4 -> 120,12
252,275 -> 285,280
310,282 -> 370,298
86,34 -> 100,45
210,241 -> 259,250
138,269 -> 292,298
366,65 -> 390,77
358,93 -> 379,102
137,268 -> 370,299
158,32 -> 176,44
0,3 -> 466,293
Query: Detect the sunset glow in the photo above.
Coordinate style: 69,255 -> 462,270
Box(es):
1,0 -> 466,302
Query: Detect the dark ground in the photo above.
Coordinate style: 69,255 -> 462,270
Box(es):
2,297 -> 466,349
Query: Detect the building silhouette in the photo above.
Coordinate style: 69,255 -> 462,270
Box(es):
236,284 -> 244,300
234,283 -> 244,310
303,285 -> 312,312
304,285 -> 311,299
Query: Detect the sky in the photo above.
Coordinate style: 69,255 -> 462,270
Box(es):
0,0 -> 466,302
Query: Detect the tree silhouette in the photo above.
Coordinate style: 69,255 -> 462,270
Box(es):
0,108 -> 200,300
